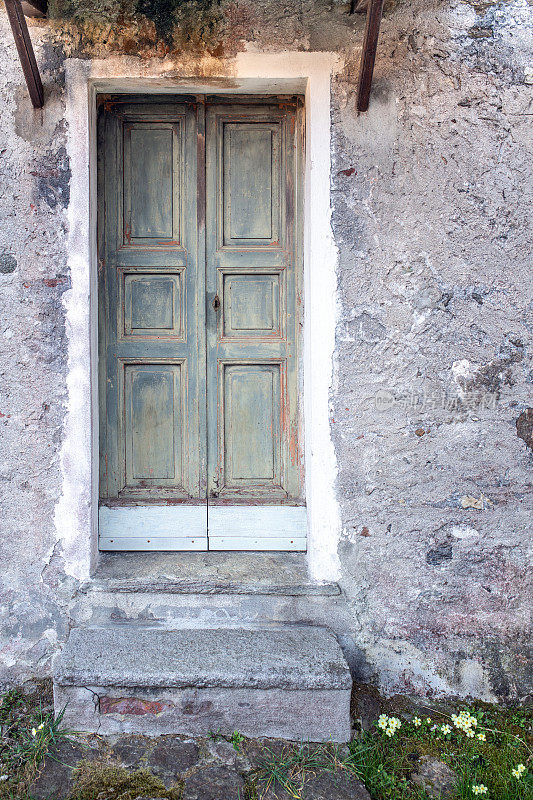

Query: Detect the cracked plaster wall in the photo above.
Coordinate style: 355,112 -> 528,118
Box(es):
0,0 -> 531,700
330,0 -> 532,700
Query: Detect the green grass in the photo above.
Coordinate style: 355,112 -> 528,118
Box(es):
0,688 -> 74,799
349,704 -> 532,800
250,705 -> 532,800
249,740 -> 355,798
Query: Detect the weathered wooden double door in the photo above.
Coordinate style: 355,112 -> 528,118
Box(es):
98,96 -> 305,551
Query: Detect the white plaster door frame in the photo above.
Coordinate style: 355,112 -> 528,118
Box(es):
58,52 -> 341,583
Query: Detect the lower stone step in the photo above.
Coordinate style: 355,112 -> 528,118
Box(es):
53,626 -> 352,742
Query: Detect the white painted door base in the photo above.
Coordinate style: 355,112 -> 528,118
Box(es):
98,506 -> 208,551
208,506 -> 307,551
98,505 -> 307,551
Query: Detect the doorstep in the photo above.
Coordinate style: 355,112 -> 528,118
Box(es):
53,626 -> 352,741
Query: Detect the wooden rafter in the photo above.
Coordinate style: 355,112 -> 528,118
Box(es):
5,0 -> 44,109
21,0 -> 47,18
356,0 -> 384,112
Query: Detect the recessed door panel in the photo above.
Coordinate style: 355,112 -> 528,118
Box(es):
123,271 -> 183,338
222,363 -> 280,487
123,122 -> 180,244
222,273 -> 281,338
223,124 -> 279,244
124,362 -> 183,487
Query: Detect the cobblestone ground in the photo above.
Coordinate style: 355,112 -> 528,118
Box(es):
20,682 -> 368,800
29,732 -> 371,799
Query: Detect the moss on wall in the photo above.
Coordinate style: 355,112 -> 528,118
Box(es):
47,0 -> 222,48
135,0 -> 221,45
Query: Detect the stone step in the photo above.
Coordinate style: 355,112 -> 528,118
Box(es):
88,551 -> 340,596
70,586 -> 352,632
70,552 -> 352,632
53,626 -> 352,742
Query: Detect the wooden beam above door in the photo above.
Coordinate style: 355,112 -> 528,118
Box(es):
355,0 -> 384,112
21,0 -> 47,17
5,0 -> 44,109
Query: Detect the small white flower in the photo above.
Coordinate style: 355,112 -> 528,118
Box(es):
0,775 -> 9,782
413,717 -> 422,727
452,709 -> 478,735
31,728 -> 37,737
441,724 -> 452,735
37,722 -> 44,730
512,764 -> 526,779
477,732 -> 486,742
472,785 -> 488,795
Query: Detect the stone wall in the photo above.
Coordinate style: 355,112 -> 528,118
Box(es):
0,0 -> 531,699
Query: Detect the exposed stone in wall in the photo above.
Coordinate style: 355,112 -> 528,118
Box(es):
516,408 -> 533,450
0,0 -> 531,699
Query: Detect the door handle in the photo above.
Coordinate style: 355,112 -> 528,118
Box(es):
212,294 -> 221,311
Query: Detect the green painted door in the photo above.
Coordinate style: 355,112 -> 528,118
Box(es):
98,97 -> 304,551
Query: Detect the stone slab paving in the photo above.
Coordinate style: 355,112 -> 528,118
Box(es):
182,766 -> 246,799
411,755 -> 458,800
29,732 -> 371,799
258,771 -> 372,800
29,739 -> 101,799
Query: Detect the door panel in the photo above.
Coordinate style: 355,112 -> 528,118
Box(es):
222,272 -> 281,338
208,506 -> 307,551
222,363 -> 280,487
223,124 -> 279,244
123,122 -> 180,243
206,102 -> 302,513
124,362 -> 183,487
99,97 -> 304,551
122,269 -> 184,339
98,99 -> 207,550
99,506 -> 207,551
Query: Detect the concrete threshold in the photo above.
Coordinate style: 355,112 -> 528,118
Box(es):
85,552 -> 341,596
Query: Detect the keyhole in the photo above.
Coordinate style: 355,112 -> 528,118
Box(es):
212,294 -> 221,311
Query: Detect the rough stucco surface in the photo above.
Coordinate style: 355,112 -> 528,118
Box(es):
0,16 -> 73,681
330,0 -> 533,699
0,0 -> 531,700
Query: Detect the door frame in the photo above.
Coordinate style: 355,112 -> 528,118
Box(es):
57,53 -> 341,581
